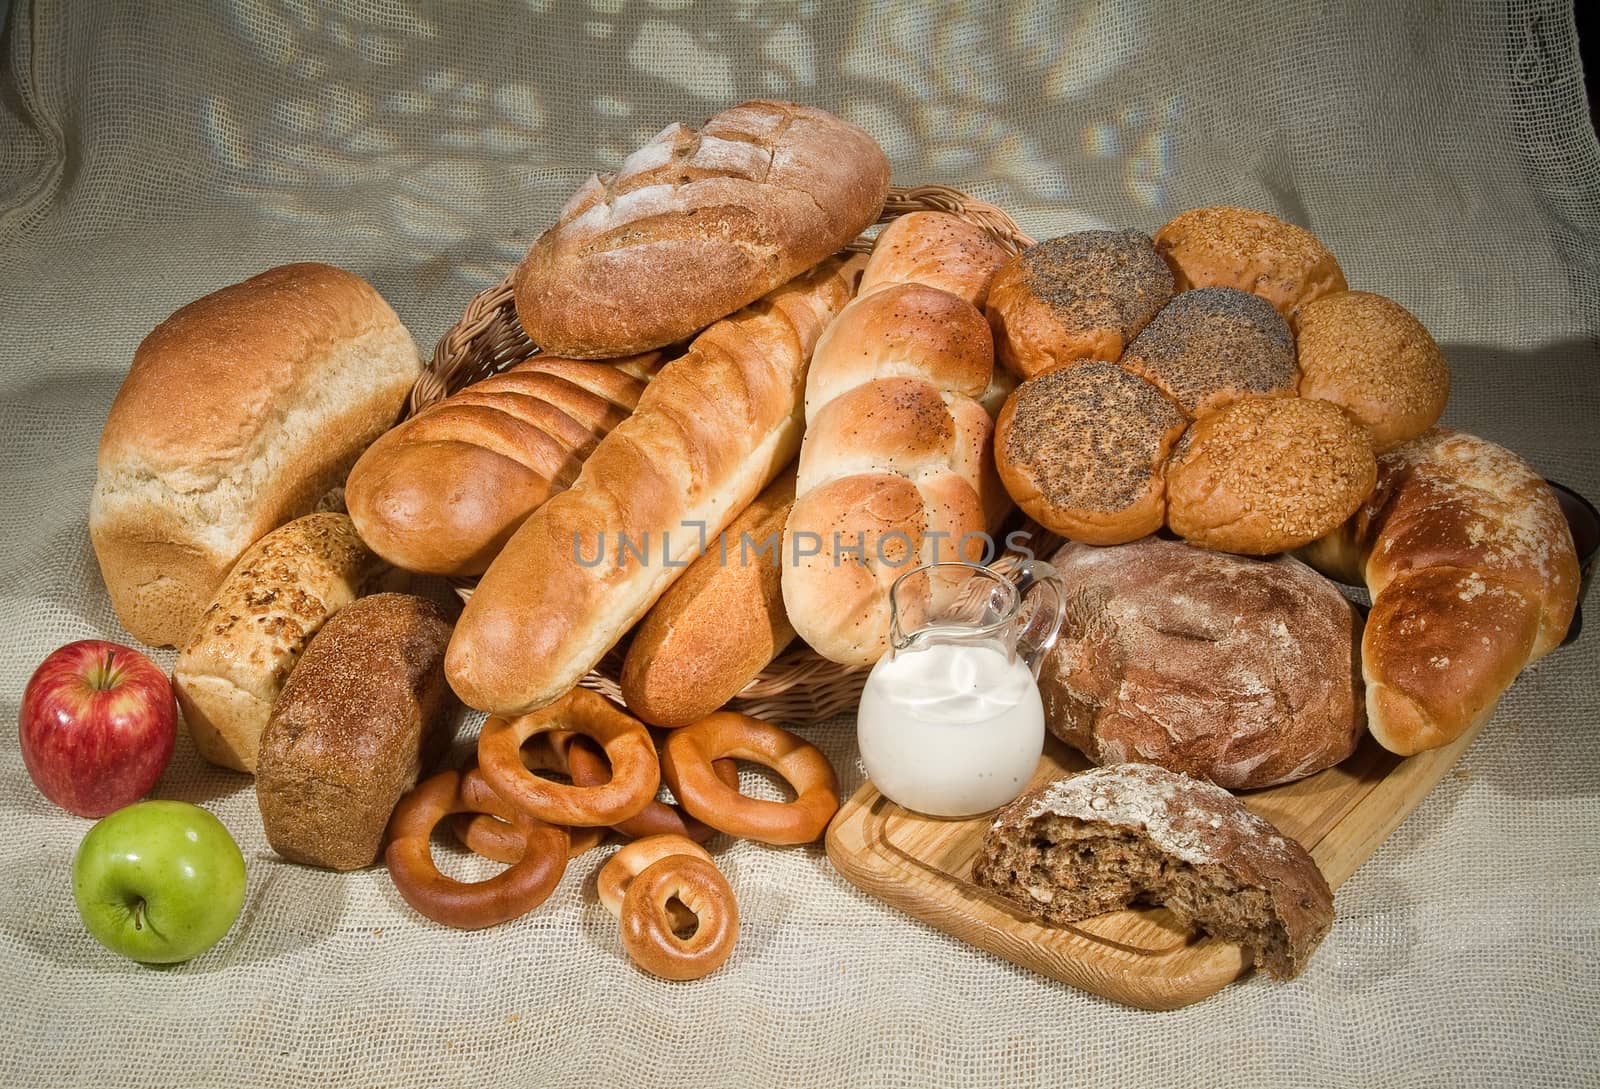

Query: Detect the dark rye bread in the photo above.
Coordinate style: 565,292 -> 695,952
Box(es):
995,362 -> 1186,544
985,230 -> 1175,379
1120,287 -> 1298,418
972,764 -> 1334,980
1042,537 -> 1365,789
256,593 -> 461,871
514,100 -> 890,358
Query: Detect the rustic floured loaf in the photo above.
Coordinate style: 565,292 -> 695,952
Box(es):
1042,536 -> 1364,789
90,262 -> 421,646
972,763 -> 1334,980
514,100 -> 890,358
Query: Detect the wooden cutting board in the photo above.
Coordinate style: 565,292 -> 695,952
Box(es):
825,722 -> 1485,1010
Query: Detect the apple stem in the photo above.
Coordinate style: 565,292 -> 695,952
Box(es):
89,647 -> 122,691
132,898 -> 145,931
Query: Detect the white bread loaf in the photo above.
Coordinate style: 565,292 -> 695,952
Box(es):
1299,429 -> 1579,754
782,212 -> 1013,666
446,257 -> 864,715
90,263 -> 421,646
173,513 -> 393,774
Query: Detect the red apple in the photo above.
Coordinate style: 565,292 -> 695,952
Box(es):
19,640 -> 177,818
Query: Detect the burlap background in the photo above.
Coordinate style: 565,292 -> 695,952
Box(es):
2,1 -> 1597,1086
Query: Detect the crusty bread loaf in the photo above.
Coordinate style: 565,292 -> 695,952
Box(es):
513,101 -> 889,358
173,513 -> 392,774
90,262 -> 421,647
346,353 -> 661,576
1292,290 -> 1449,452
1043,537 -> 1364,789
784,213 -> 1012,666
985,230 -> 1174,380
256,593 -> 460,871
995,362 -> 1186,545
1299,429 -> 1579,754
1165,397 -> 1377,555
1153,206 -> 1347,318
972,764 -> 1335,980
620,467 -> 797,727
447,257 -> 864,714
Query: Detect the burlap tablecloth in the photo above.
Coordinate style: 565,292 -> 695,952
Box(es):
2,2 -> 1597,1086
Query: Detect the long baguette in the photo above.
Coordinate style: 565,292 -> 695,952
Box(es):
446,256 -> 864,714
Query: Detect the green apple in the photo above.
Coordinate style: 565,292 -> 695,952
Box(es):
71,801 -> 247,964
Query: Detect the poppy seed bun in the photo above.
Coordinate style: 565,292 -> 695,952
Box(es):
1165,397 -> 1376,555
985,230 -> 1174,379
1153,207 -> 1347,319
1120,287 -> 1298,418
1292,291 -> 1449,452
996,362 -> 1186,544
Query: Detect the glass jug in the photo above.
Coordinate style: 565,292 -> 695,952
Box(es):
856,559 -> 1067,818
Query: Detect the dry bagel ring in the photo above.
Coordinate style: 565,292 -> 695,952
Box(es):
619,855 -> 739,981
385,768 -> 569,930
566,734 -> 738,843
450,736 -> 605,861
597,834 -> 714,920
478,687 -> 659,827
661,712 -> 840,845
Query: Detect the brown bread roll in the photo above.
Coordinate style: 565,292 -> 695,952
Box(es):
620,467 -> 798,727
174,513 -> 392,774
1042,537 -> 1364,789
1291,290 -> 1449,452
256,593 -> 461,871
346,353 -> 661,576
514,101 -> 889,358
995,362 -> 1186,545
1165,397 -> 1377,555
1299,429 -> 1579,754
1119,287 -> 1298,418
1153,206 -> 1347,318
447,257 -> 863,714
972,763 -> 1334,981
90,262 -> 421,646
856,210 -> 1013,307
984,229 -> 1173,380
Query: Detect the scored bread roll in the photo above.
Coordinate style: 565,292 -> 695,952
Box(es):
514,101 -> 889,358
984,230 -> 1174,380
1292,290 -> 1449,452
995,362 -> 1186,545
256,593 -> 461,871
1119,287 -> 1297,418
783,212 -> 1013,666
346,353 -> 662,576
90,262 -> 422,646
620,467 -> 797,727
447,256 -> 864,714
1165,396 -> 1377,555
1153,206 -> 1347,319
1300,429 -> 1579,754
173,513 -> 392,774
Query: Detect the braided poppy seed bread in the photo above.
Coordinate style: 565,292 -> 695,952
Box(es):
985,230 -> 1175,380
1041,537 -> 1364,789
514,101 -> 890,358
972,763 -> 1334,981
1153,206 -> 1347,319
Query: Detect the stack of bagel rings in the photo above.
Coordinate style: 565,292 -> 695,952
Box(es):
383,687 -> 840,980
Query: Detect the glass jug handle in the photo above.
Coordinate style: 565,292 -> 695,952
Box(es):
1005,559 -> 1066,679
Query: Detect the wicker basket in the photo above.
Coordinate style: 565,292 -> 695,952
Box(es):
413,184 -> 1037,723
